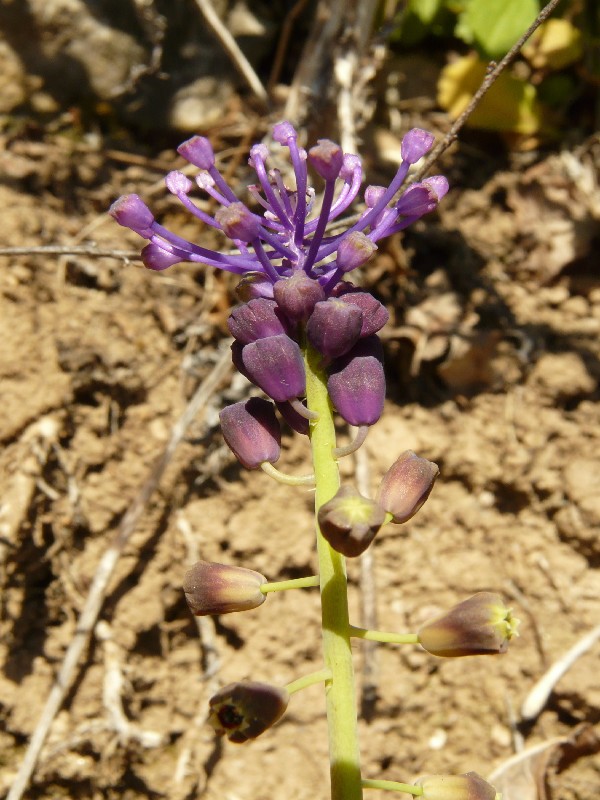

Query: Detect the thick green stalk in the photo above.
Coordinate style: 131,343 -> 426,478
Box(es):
304,344 -> 363,800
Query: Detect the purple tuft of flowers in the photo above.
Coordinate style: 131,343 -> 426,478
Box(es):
110,123 -> 448,459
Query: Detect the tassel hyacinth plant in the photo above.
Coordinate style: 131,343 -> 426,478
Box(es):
111,122 -> 519,800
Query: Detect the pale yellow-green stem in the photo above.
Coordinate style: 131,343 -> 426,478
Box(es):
304,343 -> 363,800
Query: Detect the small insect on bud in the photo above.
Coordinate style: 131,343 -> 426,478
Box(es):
183,560 -> 267,616
415,772 -> 497,800
418,592 -> 520,658
376,450 -> 439,524
318,486 -> 386,557
208,681 -> 289,743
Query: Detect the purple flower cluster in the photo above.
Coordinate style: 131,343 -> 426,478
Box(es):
111,122 -> 448,469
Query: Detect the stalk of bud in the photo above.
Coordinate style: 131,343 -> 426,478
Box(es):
417,592 -> 520,657
376,450 -> 439,523
208,681 -> 289,743
183,561 -> 267,616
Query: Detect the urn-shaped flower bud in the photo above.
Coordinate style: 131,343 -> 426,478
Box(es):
336,231 -> 377,273
208,681 -> 289,743
308,139 -> 344,181
220,397 -> 281,469
417,592 -> 520,657
333,284 -> 390,337
183,560 -> 267,616
415,772 -> 497,800
306,299 -> 363,358
109,194 -> 154,237
141,243 -> 182,271
327,337 -> 385,426
376,450 -> 439,524
228,299 -> 287,344
241,334 -> 306,402
400,128 -> 435,165
273,271 -> 325,322
318,486 -> 387,557
215,202 -> 260,242
177,135 -> 215,169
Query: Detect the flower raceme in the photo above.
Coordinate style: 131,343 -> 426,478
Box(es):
110,123 -> 448,461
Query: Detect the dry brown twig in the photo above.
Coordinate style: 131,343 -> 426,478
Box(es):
7,345 -> 232,800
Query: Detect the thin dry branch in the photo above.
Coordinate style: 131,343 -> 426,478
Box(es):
0,245 -> 140,261
6,344 -> 233,800
192,0 -> 268,107
413,0 -> 563,182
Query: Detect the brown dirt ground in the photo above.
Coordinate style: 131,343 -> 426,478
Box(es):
0,118 -> 599,800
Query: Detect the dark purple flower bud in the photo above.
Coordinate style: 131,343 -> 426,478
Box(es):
165,170 -> 193,195
177,135 -> 215,169
275,401 -> 310,435
273,272 -> 325,323
327,337 -> 385,426
230,340 -> 249,380
336,232 -> 377,273
183,560 -> 267,616
272,120 -> 297,144
335,288 -> 389,337
242,334 -> 306,402
318,486 -> 386,557
109,194 -> 154,237
215,202 -> 261,242
208,681 -> 289,743
220,397 -> 281,469
401,128 -> 435,164
235,273 -> 275,301
415,772 -> 497,800
306,299 -> 362,358
376,450 -> 439,524
141,243 -> 182,271
228,299 -> 287,344
417,592 -> 520,658
308,139 -> 344,181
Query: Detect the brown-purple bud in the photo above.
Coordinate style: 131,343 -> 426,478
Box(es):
376,450 -> 439,523
183,561 -> 266,616
417,592 -> 520,658
208,681 -> 289,743
318,486 -> 386,557
415,772 -> 497,800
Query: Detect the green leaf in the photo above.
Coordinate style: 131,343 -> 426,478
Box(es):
458,0 -> 540,59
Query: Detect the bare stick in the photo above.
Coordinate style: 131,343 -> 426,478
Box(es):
413,0 -> 562,182
520,624 -> 600,722
6,344 -> 233,800
0,245 -> 141,261
192,0 -> 268,107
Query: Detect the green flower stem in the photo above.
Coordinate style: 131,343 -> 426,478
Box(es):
304,343 -> 363,800
362,779 -> 423,795
261,462 -> 315,485
261,575 -> 321,594
285,667 -> 333,695
350,626 -> 419,645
